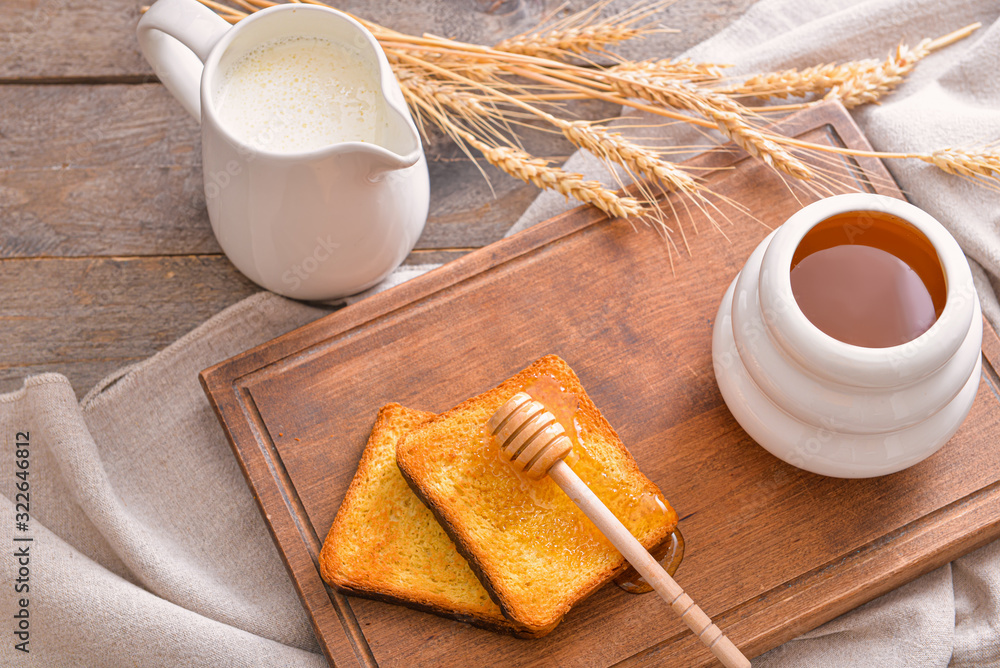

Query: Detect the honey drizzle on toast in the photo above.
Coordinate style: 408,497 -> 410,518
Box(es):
524,375 -> 581,466
473,373 -> 674,569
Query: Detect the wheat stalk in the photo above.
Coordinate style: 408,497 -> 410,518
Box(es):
399,71 -> 646,220
396,67 -> 494,120
401,52 -> 727,232
494,0 -> 670,60
396,47 -> 719,213
604,73 -> 813,179
287,3 -> 986,192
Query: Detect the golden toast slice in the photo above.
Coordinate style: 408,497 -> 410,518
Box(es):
396,355 -> 678,635
319,403 -> 527,634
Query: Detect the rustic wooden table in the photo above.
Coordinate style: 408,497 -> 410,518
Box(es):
0,0 -> 754,398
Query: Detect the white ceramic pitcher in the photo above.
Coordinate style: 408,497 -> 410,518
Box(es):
137,0 -> 429,301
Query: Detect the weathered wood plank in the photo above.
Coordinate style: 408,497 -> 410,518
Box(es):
0,0 -> 754,80
0,254 -> 261,397
0,0 -> 557,80
0,249 -> 467,398
1,0 -> 151,80
0,84 -> 211,257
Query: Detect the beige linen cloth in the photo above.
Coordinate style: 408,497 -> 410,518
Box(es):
3,0 -> 999,665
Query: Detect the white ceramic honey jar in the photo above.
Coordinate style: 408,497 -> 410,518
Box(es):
712,193 -> 982,478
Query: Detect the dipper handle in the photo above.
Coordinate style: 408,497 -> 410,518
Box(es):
549,460 -> 749,668
488,393 -> 750,668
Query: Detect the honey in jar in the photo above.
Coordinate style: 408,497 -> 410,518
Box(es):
790,210 -> 947,348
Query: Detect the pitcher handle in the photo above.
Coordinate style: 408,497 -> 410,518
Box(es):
137,0 -> 232,121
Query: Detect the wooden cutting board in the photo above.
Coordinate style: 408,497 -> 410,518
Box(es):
200,101 -> 1000,667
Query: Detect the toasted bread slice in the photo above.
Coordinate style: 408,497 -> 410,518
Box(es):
396,355 -> 678,635
319,403 -> 527,634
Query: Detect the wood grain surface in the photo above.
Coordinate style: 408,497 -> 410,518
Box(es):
0,0 -> 755,80
202,102 -> 1000,667
0,0 -> 755,398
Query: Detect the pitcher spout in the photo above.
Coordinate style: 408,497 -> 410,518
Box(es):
372,89 -> 423,167
361,113 -> 422,178
361,68 -> 422,178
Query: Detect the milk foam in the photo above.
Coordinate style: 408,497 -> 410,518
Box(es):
214,36 -> 382,153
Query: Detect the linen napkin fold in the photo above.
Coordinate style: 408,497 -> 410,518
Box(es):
3,1 -> 1000,667
1,293 -> 331,667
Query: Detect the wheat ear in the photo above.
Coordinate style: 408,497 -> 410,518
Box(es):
494,0 -> 668,59
496,24 -> 646,58
717,60 -> 877,100
605,74 -> 813,179
919,147 -> 1000,182
556,120 -> 702,195
720,24 -> 979,105
610,58 -> 726,84
482,144 -> 645,219
826,40 -> 932,108
194,1 -> 995,213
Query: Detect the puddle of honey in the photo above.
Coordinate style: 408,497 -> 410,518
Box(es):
614,526 -> 685,593
474,373 -> 674,571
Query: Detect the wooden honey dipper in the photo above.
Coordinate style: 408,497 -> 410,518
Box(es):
488,392 -> 750,668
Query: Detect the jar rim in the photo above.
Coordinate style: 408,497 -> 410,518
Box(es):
758,193 -> 976,387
